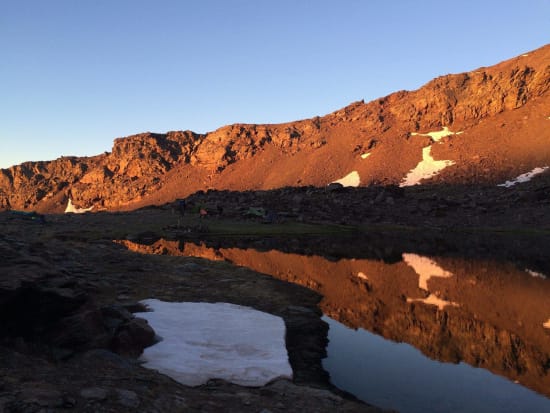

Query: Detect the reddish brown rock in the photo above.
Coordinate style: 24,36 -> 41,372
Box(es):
1,45 -> 549,213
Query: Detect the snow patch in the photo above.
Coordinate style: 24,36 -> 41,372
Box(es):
65,198 -> 93,214
360,153 -> 371,159
399,146 -> 455,187
544,319 -> 550,329
498,167 -> 549,187
136,299 -> 292,387
402,253 -> 454,290
522,54 -> 530,57
332,171 -> 360,187
525,269 -> 547,279
357,272 -> 368,280
407,294 -> 458,311
410,126 -> 463,143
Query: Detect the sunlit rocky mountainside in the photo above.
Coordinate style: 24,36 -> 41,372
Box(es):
1,44 -> 549,213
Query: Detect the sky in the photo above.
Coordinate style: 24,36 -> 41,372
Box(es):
1,0 -> 549,169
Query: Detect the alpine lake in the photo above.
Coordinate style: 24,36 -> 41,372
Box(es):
135,229 -> 550,413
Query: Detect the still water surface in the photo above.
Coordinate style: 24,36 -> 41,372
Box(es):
323,316 -> 550,413
125,234 -> 550,412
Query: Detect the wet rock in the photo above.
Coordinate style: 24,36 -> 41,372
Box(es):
116,389 -> 140,408
101,304 -> 133,333
180,262 -> 203,272
80,386 -> 108,400
327,182 -> 344,192
81,349 -> 138,369
17,385 -> 65,408
111,317 -> 156,357
49,307 -> 110,351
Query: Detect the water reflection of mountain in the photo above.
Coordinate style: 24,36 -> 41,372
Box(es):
121,236 -> 550,398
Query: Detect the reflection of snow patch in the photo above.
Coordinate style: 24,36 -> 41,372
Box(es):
544,319 -> 550,329
410,126 -> 463,143
137,299 -> 292,386
498,167 -> 549,187
525,269 -> 547,279
332,171 -> 360,187
400,147 -> 455,187
360,153 -> 371,159
403,253 -> 453,290
357,272 -> 368,280
65,198 -> 93,214
407,294 -> 458,311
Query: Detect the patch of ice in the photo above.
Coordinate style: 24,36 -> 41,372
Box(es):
525,269 -> 547,279
402,253 -> 453,291
544,319 -> 550,329
360,153 -> 371,159
410,126 -> 463,143
332,171 -> 360,187
65,198 -> 93,214
136,299 -> 292,387
399,146 -> 455,187
407,294 -> 458,311
357,272 -> 368,280
497,166 -> 549,188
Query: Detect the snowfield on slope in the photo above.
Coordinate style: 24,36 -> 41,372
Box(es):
65,198 -> 94,214
332,170 -> 360,187
400,147 -> 455,187
411,126 -> 463,142
498,167 -> 549,187
400,127 -> 460,187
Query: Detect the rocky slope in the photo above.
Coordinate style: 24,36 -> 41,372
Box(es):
1,44 -> 549,213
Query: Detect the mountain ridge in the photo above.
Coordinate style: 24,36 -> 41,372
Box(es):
1,44 -> 549,213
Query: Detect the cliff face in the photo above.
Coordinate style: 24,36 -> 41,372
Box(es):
1,44 -> 549,212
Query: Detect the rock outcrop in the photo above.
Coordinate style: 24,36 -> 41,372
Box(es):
1,44 -> 549,213
0,234 -> 156,359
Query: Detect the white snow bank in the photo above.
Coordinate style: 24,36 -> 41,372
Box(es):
357,272 -> 368,280
544,319 -> 550,329
400,146 -> 455,187
136,299 -> 292,387
525,269 -> 547,279
411,126 -> 463,143
332,171 -> 360,187
65,198 -> 93,214
402,253 -> 454,290
497,167 -> 549,188
407,294 -> 458,311
360,152 -> 371,159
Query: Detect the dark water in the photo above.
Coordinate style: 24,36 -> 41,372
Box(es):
128,233 -> 550,412
323,316 -> 550,413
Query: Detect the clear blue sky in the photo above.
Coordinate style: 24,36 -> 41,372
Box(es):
1,0 -> 548,168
